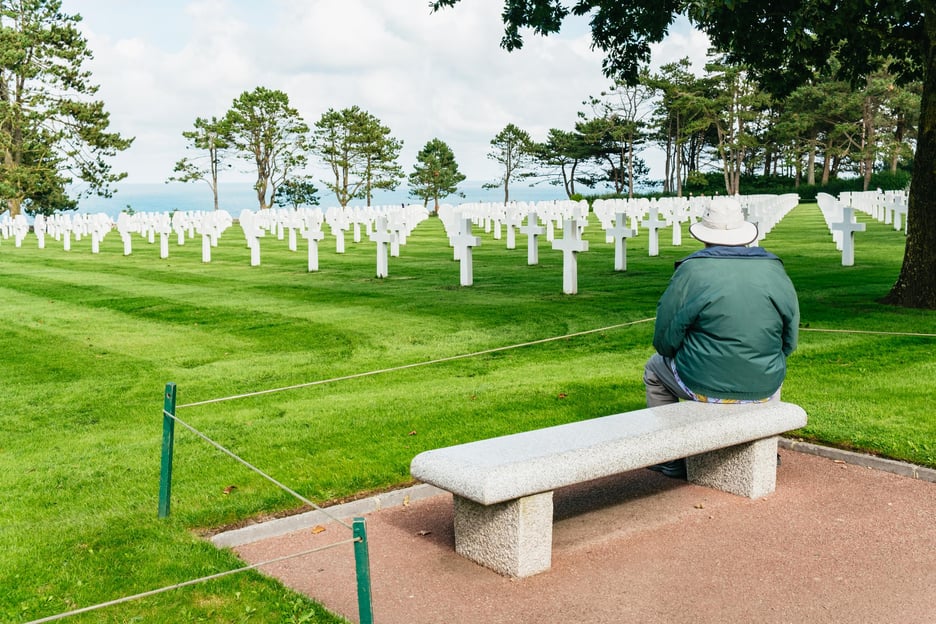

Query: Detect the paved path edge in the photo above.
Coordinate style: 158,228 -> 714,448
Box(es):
211,439 -> 934,548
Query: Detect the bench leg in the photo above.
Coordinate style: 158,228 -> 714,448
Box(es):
452,492 -> 553,577
686,436 -> 778,499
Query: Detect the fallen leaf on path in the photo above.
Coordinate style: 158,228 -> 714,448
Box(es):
311,525 -> 326,535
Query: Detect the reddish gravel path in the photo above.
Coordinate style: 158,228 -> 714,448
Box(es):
232,449 -> 936,624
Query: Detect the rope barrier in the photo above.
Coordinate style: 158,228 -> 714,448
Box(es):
22,537 -> 359,624
801,327 -> 936,338
163,318 -> 932,533
176,317 -> 658,409
175,319 -> 934,410
165,410 -> 354,530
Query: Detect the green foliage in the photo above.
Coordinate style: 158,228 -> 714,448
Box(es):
679,171 -> 912,201
0,0 -> 133,217
166,116 -> 231,211
223,87 -> 309,210
1,204 -> 934,621
408,137 -> 466,211
310,106 -> 403,207
484,123 -> 536,203
529,127 -> 604,198
682,170 -> 709,194
273,177 -> 320,209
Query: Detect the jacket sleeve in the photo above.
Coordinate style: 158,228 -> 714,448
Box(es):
776,273 -> 800,356
652,267 -> 699,357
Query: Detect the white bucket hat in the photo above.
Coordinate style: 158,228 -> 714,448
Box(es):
689,197 -> 758,246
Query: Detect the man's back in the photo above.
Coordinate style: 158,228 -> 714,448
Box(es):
653,246 -> 799,401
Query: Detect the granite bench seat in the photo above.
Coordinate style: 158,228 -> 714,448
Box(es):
410,400 -> 807,577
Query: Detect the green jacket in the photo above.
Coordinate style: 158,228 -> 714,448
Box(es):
653,246 -> 800,400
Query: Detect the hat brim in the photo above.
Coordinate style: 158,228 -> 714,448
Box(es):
689,221 -> 758,246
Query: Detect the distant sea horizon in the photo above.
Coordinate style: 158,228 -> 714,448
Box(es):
70,180 -> 613,220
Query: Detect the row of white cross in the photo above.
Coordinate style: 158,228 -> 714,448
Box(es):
816,193 -> 868,267
237,205 -> 429,272
840,190 -> 909,234
437,194 -> 800,294
816,189 -> 909,267
2,194 -> 802,294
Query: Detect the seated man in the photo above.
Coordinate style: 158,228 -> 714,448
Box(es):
644,197 -> 800,478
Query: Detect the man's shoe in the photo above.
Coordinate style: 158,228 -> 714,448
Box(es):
648,459 -> 687,480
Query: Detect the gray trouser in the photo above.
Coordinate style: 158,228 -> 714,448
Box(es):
643,353 -> 693,407
643,353 -> 781,407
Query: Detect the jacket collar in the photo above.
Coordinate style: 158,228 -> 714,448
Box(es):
675,246 -> 781,269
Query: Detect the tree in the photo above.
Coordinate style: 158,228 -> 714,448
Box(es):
581,78 -> 655,197
0,0 -> 132,217
879,77 -> 921,176
408,138 -> 466,212
273,177 -> 319,209
529,127 -> 602,198
645,58 -> 707,195
166,116 -> 229,210
310,106 -> 404,207
485,123 -> 535,204
431,0 -> 934,309
223,86 -> 309,210
357,112 -> 404,206
699,56 -> 771,195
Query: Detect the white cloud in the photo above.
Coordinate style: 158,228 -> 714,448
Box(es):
64,0 -> 708,186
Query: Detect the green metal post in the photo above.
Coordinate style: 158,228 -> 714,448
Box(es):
158,383 -> 177,518
353,517 -> 374,624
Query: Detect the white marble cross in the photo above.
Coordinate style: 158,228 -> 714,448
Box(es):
156,213 -> 171,259
642,207 -> 666,257
34,214 -> 47,249
519,211 -> 544,265
452,216 -> 481,286
891,195 -> 908,233
552,218 -> 589,294
505,204 -> 524,250
240,210 -> 264,267
327,209 -> 348,254
172,212 -> 188,246
829,206 -> 866,266
303,225 -> 324,272
369,216 -> 393,278
606,212 -> 636,272
63,227 -> 72,251
12,215 -> 28,248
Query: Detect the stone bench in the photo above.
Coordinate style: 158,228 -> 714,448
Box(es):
410,400 -> 807,577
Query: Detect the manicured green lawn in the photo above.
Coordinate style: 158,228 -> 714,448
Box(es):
1,202 -> 933,622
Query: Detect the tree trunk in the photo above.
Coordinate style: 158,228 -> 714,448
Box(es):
676,116 -> 683,197
821,139 -> 833,185
626,140 -> 634,199
807,133 -> 817,186
663,130 -> 672,194
883,10 -> 936,308
891,119 -> 905,174
862,94 -> 875,191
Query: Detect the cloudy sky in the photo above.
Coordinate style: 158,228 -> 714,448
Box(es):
62,0 -> 709,187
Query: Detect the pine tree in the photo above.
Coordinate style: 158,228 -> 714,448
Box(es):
408,138 -> 466,213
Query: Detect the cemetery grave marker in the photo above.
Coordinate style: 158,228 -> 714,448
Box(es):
552,217 -> 589,295
452,216 -> 481,287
